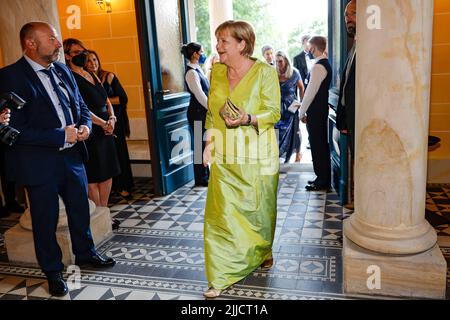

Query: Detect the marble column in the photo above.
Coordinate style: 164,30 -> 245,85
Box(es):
208,0 -> 233,53
0,0 -> 63,66
343,0 -> 447,299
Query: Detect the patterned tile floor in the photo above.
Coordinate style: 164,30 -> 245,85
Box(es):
0,167 -> 449,300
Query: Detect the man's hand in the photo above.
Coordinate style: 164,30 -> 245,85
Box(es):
0,108 -> 11,125
65,124 -> 78,144
77,125 -> 90,141
340,129 -> 348,134
301,116 -> 307,124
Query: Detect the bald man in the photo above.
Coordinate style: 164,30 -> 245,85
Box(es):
336,0 -> 357,156
0,22 -> 115,297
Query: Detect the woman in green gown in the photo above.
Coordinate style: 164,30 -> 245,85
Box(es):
202,20 -> 281,298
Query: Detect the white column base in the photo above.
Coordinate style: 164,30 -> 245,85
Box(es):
344,215 -> 438,255
4,207 -> 113,267
343,236 -> 447,299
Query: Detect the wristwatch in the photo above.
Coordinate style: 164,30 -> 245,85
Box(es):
246,114 -> 252,125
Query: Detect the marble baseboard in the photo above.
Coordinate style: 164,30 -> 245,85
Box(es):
343,236 -> 447,299
131,163 -> 152,177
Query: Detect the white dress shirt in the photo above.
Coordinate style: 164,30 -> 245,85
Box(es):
185,62 -> 208,110
299,54 -> 328,119
305,50 -> 314,73
24,55 -> 74,148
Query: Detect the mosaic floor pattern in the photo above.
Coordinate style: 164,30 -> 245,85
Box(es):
0,169 -> 449,300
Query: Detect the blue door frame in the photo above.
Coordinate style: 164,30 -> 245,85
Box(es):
135,0 -> 194,196
328,0 -> 352,205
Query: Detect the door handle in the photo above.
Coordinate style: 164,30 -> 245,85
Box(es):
157,90 -> 171,95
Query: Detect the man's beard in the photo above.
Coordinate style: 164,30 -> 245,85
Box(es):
41,49 -> 60,64
346,25 -> 356,38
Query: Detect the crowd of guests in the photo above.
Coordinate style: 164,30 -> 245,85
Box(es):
185,35 -> 332,191
0,22 -> 138,297
182,0 -> 356,298
0,38 -> 135,224
0,0 -> 356,299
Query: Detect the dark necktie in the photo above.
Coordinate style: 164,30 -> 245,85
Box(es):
40,68 -> 73,125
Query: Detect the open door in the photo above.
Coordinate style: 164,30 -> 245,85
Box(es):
135,0 -> 194,196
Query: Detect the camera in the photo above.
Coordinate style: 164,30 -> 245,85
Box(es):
0,92 -> 25,146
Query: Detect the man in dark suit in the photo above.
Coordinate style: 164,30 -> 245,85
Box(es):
336,0 -> 357,156
0,22 -> 115,297
293,35 -> 313,88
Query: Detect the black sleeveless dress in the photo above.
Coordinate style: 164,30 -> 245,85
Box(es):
73,72 -> 121,183
103,75 -> 134,193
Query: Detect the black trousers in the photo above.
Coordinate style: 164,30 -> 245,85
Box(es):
112,105 -> 134,193
0,145 -> 17,206
187,107 -> 209,186
307,114 -> 331,188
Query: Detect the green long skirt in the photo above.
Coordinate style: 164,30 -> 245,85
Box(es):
204,159 -> 279,290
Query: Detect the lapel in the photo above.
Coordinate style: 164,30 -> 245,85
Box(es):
298,51 -> 305,69
340,54 -> 352,92
18,57 -> 61,121
53,64 -> 80,123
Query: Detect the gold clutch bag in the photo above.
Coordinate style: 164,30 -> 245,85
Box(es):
220,98 -> 241,120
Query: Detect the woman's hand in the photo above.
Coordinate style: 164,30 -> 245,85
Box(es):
103,120 -> 114,135
203,141 -> 213,167
0,108 -> 11,125
223,108 -> 247,128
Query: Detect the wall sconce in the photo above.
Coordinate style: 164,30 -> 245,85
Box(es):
96,0 -> 112,13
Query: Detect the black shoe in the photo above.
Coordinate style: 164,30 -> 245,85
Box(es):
112,219 -> 121,230
6,201 -> 25,214
76,254 -> 116,268
305,183 -> 330,192
47,273 -> 68,297
307,179 -> 317,185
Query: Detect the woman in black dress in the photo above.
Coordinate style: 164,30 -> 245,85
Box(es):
86,51 -> 134,198
63,39 -> 121,228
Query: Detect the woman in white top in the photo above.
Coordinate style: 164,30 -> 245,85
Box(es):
181,42 -> 210,187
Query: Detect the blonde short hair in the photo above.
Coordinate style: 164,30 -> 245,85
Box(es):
215,20 -> 255,57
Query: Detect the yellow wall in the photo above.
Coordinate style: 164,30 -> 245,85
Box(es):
430,0 -> 450,135
0,47 -> 3,68
57,0 -> 145,119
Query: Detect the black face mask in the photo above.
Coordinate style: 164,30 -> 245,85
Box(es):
71,52 -> 88,67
